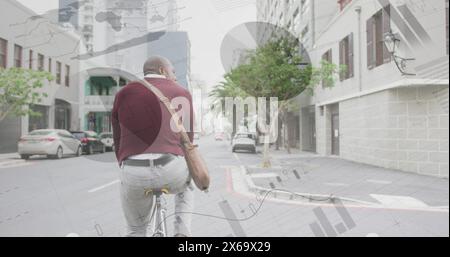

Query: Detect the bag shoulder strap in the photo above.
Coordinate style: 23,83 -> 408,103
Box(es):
134,79 -> 193,147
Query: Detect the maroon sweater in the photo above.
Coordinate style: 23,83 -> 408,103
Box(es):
112,78 -> 194,164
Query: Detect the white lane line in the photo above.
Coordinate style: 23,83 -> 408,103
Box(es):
88,179 -> 120,193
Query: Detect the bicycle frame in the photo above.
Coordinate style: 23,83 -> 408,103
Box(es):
150,191 -> 168,237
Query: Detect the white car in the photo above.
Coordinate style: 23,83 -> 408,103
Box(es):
99,132 -> 114,152
232,133 -> 257,153
18,129 -> 82,159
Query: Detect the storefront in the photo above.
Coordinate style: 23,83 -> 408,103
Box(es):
54,99 -> 71,130
85,112 -> 112,134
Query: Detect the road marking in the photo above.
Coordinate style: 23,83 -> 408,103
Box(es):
66,233 -> 80,237
226,166 -> 449,213
370,194 -> 429,208
88,179 -> 120,193
0,161 -> 33,169
366,179 -> 392,185
233,153 -> 240,162
250,173 -> 279,178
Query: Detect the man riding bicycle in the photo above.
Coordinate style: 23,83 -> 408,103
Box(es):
112,56 -> 195,237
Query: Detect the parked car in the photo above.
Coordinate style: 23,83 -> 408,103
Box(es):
70,131 -> 106,155
99,132 -> 114,152
18,129 -> 82,160
232,133 -> 257,153
215,132 -> 225,141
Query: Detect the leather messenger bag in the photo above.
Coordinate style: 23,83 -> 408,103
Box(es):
137,78 -> 210,191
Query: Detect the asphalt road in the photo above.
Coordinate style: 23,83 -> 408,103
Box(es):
0,135 -> 448,237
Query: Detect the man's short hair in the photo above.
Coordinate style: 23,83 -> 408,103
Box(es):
143,56 -> 172,76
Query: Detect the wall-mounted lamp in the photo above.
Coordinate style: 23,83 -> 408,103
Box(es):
384,31 -> 416,76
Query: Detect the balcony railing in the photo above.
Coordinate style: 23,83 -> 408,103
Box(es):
84,95 -> 115,106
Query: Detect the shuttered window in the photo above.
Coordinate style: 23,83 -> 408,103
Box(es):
339,33 -> 354,81
446,0 -> 449,55
38,54 -> 44,71
56,61 -> 62,84
14,44 -> 22,68
0,38 -> 7,69
29,50 -> 33,69
367,5 -> 391,70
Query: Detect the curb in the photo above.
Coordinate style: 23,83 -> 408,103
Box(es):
235,166 -> 450,212
239,165 -> 376,206
0,159 -> 26,168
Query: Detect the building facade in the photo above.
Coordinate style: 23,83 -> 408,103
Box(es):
257,0 -> 449,177
78,0 -> 191,134
0,0 -> 81,153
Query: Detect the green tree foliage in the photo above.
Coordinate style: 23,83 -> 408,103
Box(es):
0,67 -> 54,122
211,36 -> 342,155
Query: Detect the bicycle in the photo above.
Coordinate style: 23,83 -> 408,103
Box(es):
144,188 -> 169,237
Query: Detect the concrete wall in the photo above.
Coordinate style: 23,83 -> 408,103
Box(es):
309,0 -> 449,177
338,86 -> 449,177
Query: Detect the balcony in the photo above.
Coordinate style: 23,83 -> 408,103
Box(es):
84,95 -> 115,107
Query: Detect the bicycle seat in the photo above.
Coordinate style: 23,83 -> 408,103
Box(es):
144,188 -> 169,197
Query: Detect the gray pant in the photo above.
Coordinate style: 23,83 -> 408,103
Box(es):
119,155 -> 194,237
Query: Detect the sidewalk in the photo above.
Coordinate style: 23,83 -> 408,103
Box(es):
244,150 -> 449,210
0,152 -> 24,168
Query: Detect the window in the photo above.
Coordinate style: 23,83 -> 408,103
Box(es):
0,38 -> 7,69
65,65 -> 70,87
339,33 -> 354,81
14,44 -> 22,68
367,5 -> 391,69
56,61 -> 62,84
38,54 -> 44,71
446,0 -> 449,54
29,50 -> 33,69
322,49 -> 333,88
48,58 -> 52,73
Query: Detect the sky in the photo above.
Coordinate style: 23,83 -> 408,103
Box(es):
16,0 -> 257,91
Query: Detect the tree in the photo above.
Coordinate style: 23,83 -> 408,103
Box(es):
210,74 -> 250,137
221,36 -> 341,166
0,67 -> 54,122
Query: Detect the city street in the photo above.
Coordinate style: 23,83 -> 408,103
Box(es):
0,135 -> 448,237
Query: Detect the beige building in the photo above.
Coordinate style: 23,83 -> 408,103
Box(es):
0,0 -> 81,153
257,0 -> 449,177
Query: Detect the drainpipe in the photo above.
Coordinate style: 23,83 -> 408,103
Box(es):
311,0 -> 316,47
355,6 -> 363,92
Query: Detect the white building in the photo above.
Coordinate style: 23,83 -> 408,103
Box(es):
258,0 -> 449,177
0,0 -> 82,153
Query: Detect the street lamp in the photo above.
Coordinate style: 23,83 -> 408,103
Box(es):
384,31 -> 416,76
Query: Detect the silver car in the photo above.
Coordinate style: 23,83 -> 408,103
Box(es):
99,132 -> 114,152
18,129 -> 82,160
232,133 -> 257,153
